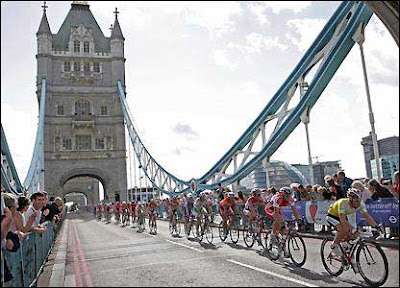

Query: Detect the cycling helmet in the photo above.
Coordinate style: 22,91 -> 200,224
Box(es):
347,188 -> 362,199
199,191 -> 206,197
279,187 -> 292,196
187,193 -> 193,198
228,192 -> 235,198
251,188 -> 261,195
122,201 -> 126,204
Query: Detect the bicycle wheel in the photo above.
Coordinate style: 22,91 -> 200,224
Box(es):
205,223 -> 214,244
243,226 -> 255,248
320,236 -> 344,276
169,220 -> 174,235
230,223 -> 240,244
265,234 -> 280,261
219,222 -> 227,242
148,218 -> 153,233
288,233 -> 307,267
356,240 -> 388,287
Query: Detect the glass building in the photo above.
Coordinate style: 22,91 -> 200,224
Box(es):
371,155 -> 399,182
251,160 -> 307,189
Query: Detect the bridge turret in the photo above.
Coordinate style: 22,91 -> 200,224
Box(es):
36,2 -> 53,101
110,7 -> 125,86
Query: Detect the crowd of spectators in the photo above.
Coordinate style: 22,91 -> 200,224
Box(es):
1,189 -> 65,283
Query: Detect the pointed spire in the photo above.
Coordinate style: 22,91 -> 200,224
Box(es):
111,7 -> 124,40
37,1 -> 51,36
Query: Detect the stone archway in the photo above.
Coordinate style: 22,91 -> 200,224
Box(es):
46,167 -> 126,204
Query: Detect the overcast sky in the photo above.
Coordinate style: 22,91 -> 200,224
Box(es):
1,1 -> 399,188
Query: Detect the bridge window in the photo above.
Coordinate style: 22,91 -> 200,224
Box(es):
84,41 -> 90,53
64,62 -> 71,72
74,40 -> 80,52
76,135 -> 91,150
93,62 -> 100,73
62,138 -> 72,150
75,99 -> 91,115
100,105 -> 108,116
57,105 -> 64,115
95,138 -> 105,150
84,62 -> 90,72
73,62 -> 79,72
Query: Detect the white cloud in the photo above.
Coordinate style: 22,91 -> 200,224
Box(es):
212,49 -> 237,70
245,33 -> 288,54
262,1 -> 312,14
247,2 -> 270,26
286,18 -> 327,52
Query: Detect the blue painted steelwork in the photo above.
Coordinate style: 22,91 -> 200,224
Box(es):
120,1 -> 373,196
1,125 -> 23,194
23,78 -> 46,194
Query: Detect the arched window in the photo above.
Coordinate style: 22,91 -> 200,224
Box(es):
75,99 -> 91,116
74,40 -> 80,52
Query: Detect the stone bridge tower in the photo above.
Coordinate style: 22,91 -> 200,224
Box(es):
37,2 -> 127,203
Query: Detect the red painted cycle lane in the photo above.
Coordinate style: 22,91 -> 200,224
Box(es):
69,217 -> 83,287
71,218 -> 94,287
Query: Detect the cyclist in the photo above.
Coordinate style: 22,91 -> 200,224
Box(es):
114,201 -> 121,223
136,202 -> 145,232
121,201 -> 129,224
130,200 -> 137,224
244,188 -> 265,233
148,199 -> 158,220
265,187 -> 300,243
219,192 -> 239,237
326,188 -> 383,257
168,196 -> 182,226
183,193 -> 195,234
193,192 -> 213,236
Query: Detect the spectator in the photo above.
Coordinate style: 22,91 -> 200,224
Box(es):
332,173 -> 339,185
324,175 -> 332,188
14,196 -> 37,233
237,191 -> 247,203
290,183 -> 301,201
311,184 -> 322,201
2,193 -> 26,240
263,187 -> 277,202
351,181 -> 372,203
298,184 -> 311,201
42,197 -> 64,223
318,187 -> 333,234
23,192 -> 47,234
337,171 -> 353,193
368,179 -> 394,200
382,179 -> 395,194
393,171 -> 399,199
1,192 -> 15,283
40,191 -> 50,222
326,177 -> 346,199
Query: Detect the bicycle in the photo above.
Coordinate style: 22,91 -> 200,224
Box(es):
115,213 -> 121,225
105,210 -> 111,224
198,213 -> 214,244
185,215 -> 197,239
169,210 -> 181,237
320,227 -> 388,286
219,213 -> 240,244
266,218 -> 307,267
243,214 -> 269,249
148,210 -> 158,235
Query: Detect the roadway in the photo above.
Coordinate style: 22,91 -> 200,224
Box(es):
54,211 -> 399,287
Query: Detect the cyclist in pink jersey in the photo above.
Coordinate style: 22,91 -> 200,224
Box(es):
264,187 -> 300,237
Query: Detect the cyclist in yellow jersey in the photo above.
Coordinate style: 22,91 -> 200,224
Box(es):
326,188 -> 383,256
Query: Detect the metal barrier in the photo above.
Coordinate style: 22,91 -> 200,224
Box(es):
1,220 -> 59,287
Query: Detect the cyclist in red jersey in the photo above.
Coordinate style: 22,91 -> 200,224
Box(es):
244,188 -> 265,231
148,199 -> 158,218
219,192 -> 239,235
114,201 -> 121,222
168,196 -> 182,224
130,201 -> 137,223
264,187 -> 300,237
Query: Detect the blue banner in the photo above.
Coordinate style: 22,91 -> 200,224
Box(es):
282,198 -> 399,228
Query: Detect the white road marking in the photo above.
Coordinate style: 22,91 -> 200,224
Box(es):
166,239 -> 204,253
227,259 -> 319,287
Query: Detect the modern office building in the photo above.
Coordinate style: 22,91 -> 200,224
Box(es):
293,161 -> 342,185
361,134 -> 399,181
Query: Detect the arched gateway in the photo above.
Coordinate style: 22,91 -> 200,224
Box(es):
38,2 -> 127,203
